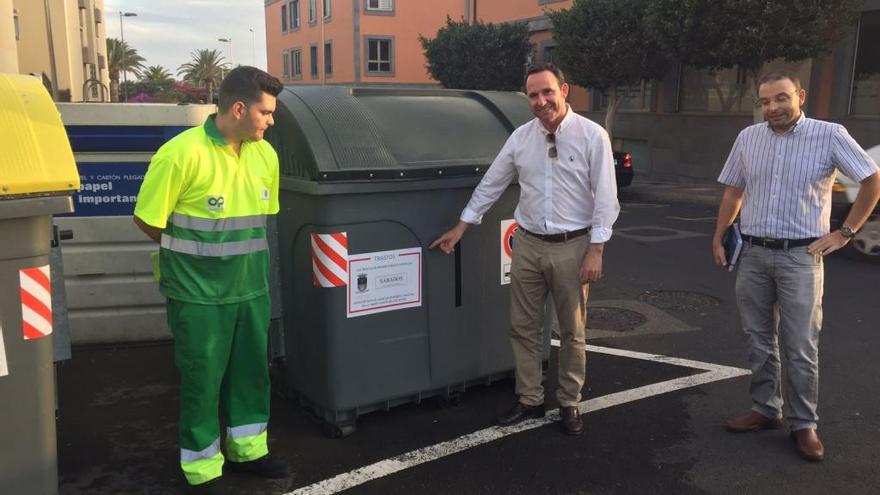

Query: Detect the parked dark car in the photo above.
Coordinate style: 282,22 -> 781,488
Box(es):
614,151 -> 634,188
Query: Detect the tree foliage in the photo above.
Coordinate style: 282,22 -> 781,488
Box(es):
106,38 -> 146,102
177,49 -> 228,103
643,0 -> 862,115
122,80 -> 208,104
141,65 -> 174,84
419,17 -> 532,91
645,0 -> 863,78
548,0 -> 671,138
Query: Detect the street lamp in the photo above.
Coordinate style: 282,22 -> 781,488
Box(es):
218,37 -> 233,68
119,11 -> 137,102
249,28 -> 255,67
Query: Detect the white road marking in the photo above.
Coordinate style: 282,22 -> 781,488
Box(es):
285,344 -> 749,495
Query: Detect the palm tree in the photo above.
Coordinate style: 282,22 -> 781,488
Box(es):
177,49 -> 228,103
107,38 -> 146,102
141,65 -> 174,84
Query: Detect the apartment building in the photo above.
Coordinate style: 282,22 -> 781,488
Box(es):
264,0 -> 879,181
11,0 -> 110,101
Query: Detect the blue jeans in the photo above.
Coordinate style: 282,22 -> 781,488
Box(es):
735,243 -> 824,431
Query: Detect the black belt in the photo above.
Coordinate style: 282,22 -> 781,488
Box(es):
520,227 -> 590,243
742,234 -> 818,250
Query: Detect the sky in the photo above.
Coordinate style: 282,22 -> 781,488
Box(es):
103,0 -> 268,74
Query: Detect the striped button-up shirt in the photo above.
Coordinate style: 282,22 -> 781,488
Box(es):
718,113 -> 879,239
460,106 -> 620,243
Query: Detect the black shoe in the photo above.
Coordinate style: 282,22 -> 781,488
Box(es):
497,401 -> 545,426
188,477 -> 224,494
560,406 -> 584,435
225,455 -> 290,479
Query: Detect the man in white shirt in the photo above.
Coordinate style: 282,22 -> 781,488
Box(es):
431,63 -> 620,435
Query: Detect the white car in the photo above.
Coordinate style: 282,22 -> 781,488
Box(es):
832,144 -> 880,263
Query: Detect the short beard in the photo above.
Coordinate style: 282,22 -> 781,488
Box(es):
768,110 -> 800,132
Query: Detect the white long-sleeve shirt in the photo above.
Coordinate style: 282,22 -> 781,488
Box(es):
460,106 -> 620,243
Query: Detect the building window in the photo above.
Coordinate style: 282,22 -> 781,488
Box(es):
281,4 -> 288,31
366,37 -> 394,75
309,0 -> 316,23
324,42 -> 332,75
13,9 -> 19,40
541,44 -> 556,64
323,0 -> 331,19
365,0 -> 393,12
851,10 -> 880,116
89,65 -> 99,98
310,45 -> 318,78
679,59 -> 812,114
283,51 -> 291,79
292,49 -> 302,79
599,81 -> 655,112
290,0 -> 300,29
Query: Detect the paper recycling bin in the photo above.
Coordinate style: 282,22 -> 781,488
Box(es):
0,73 -> 80,494
53,103 -> 217,344
266,86 -> 551,436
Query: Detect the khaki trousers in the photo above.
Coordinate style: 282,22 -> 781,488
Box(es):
510,229 -> 589,407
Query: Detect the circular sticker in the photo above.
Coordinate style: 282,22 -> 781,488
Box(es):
503,221 -> 519,258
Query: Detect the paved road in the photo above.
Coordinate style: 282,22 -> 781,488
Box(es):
58,198 -> 880,494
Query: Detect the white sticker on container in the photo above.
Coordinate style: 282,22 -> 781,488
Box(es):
0,324 -> 8,377
347,247 -> 422,318
500,219 -> 519,285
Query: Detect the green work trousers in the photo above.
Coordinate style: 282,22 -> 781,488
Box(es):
166,293 -> 271,485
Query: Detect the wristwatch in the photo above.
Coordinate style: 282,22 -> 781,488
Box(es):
839,226 -> 857,240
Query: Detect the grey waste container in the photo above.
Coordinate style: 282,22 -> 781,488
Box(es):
266,86 -> 551,437
0,73 -> 80,494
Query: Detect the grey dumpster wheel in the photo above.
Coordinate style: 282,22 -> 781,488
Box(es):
322,422 -> 356,439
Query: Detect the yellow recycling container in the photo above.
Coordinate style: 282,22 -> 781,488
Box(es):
0,73 -> 79,197
0,73 -> 79,495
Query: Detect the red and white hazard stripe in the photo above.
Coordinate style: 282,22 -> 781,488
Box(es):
311,232 -> 348,287
19,265 -> 52,340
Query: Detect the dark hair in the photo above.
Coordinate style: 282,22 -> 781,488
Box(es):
218,66 -> 283,112
757,72 -> 802,93
526,62 -> 566,86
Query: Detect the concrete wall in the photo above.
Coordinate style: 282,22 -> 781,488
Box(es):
0,0 -> 18,72
581,111 -> 880,183
13,0 -> 108,101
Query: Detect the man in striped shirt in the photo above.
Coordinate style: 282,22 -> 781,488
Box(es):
712,73 -> 880,462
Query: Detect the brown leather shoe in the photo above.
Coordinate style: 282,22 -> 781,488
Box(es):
791,429 -> 825,462
724,411 -> 783,432
497,402 -> 545,426
559,406 -> 584,435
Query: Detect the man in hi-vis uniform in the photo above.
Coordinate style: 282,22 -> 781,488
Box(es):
134,66 -> 287,493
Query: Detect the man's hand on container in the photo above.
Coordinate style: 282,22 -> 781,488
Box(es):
430,221 -> 470,254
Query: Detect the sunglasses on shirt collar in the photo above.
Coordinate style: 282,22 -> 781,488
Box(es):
547,133 -> 557,159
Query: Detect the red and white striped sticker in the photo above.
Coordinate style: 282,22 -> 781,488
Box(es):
19,265 -> 52,340
311,232 -> 348,288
